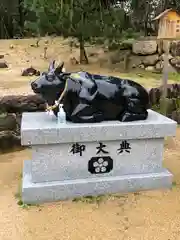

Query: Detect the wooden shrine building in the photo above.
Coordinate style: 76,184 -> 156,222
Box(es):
153,8 -> 180,40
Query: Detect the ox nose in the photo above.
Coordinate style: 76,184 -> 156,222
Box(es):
31,82 -> 38,91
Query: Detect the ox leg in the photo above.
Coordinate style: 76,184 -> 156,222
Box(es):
118,98 -> 148,122
69,102 -> 104,123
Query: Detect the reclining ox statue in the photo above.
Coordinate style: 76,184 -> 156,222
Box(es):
31,61 -> 150,123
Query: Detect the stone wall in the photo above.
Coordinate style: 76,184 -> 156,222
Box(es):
129,40 -> 180,72
0,95 -> 46,151
93,39 -> 180,73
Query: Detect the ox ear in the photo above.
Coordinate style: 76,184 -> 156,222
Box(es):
48,60 -> 56,71
55,62 -> 65,75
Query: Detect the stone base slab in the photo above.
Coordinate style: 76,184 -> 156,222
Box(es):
22,160 -> 173,204
21,110 -> 177,146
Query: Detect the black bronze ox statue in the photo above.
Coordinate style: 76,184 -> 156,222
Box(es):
31,61 -> 150,123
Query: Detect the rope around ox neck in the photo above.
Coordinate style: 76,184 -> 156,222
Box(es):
46,78 -> 68,112
46,72 -> 81,113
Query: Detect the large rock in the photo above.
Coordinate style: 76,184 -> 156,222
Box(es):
96,49 -> 129,68
0,95 -> 46,113
129,54 -> 159,69
0,61 -> 8,68
142,54 -> 159,66
21,67 -> 40,76
128,55 -> 143,69
0,113 -> 17,131
0,94 -> 48,151
132,40 -> 157,55
0,131 -> 21,150
109,50 -> 130,64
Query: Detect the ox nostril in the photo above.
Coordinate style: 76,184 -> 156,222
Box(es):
31,82 -> 38,90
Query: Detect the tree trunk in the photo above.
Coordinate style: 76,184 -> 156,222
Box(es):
144,1 -> 150,37
79,10 -> 88,64
19,0 -> 24,29
79,36 -> 88,64
144,20 -> 148,37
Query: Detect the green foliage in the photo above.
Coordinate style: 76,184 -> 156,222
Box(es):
2,0 -> 180,39
23,0 -> 128,41
121,28 -> 142,40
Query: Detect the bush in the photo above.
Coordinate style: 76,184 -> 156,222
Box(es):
121,28 -> 142,40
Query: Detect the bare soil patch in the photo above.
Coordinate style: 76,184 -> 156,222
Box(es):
0,37 -> 178,96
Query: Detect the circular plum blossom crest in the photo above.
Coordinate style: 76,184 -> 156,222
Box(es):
93,158 -> 109,173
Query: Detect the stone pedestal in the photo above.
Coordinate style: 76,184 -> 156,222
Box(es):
21,110 -> 177,204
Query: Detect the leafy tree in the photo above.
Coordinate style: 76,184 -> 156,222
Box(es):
160,0 -> 180,11
23,0 -> 128,63
128,0 -> 158,36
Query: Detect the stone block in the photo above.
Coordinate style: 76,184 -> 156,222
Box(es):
31,138 -> 164,183
132,40 -> 157,55
21,110 -> 176,146
21,109 -> 177,204
22,160 -> 173,204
